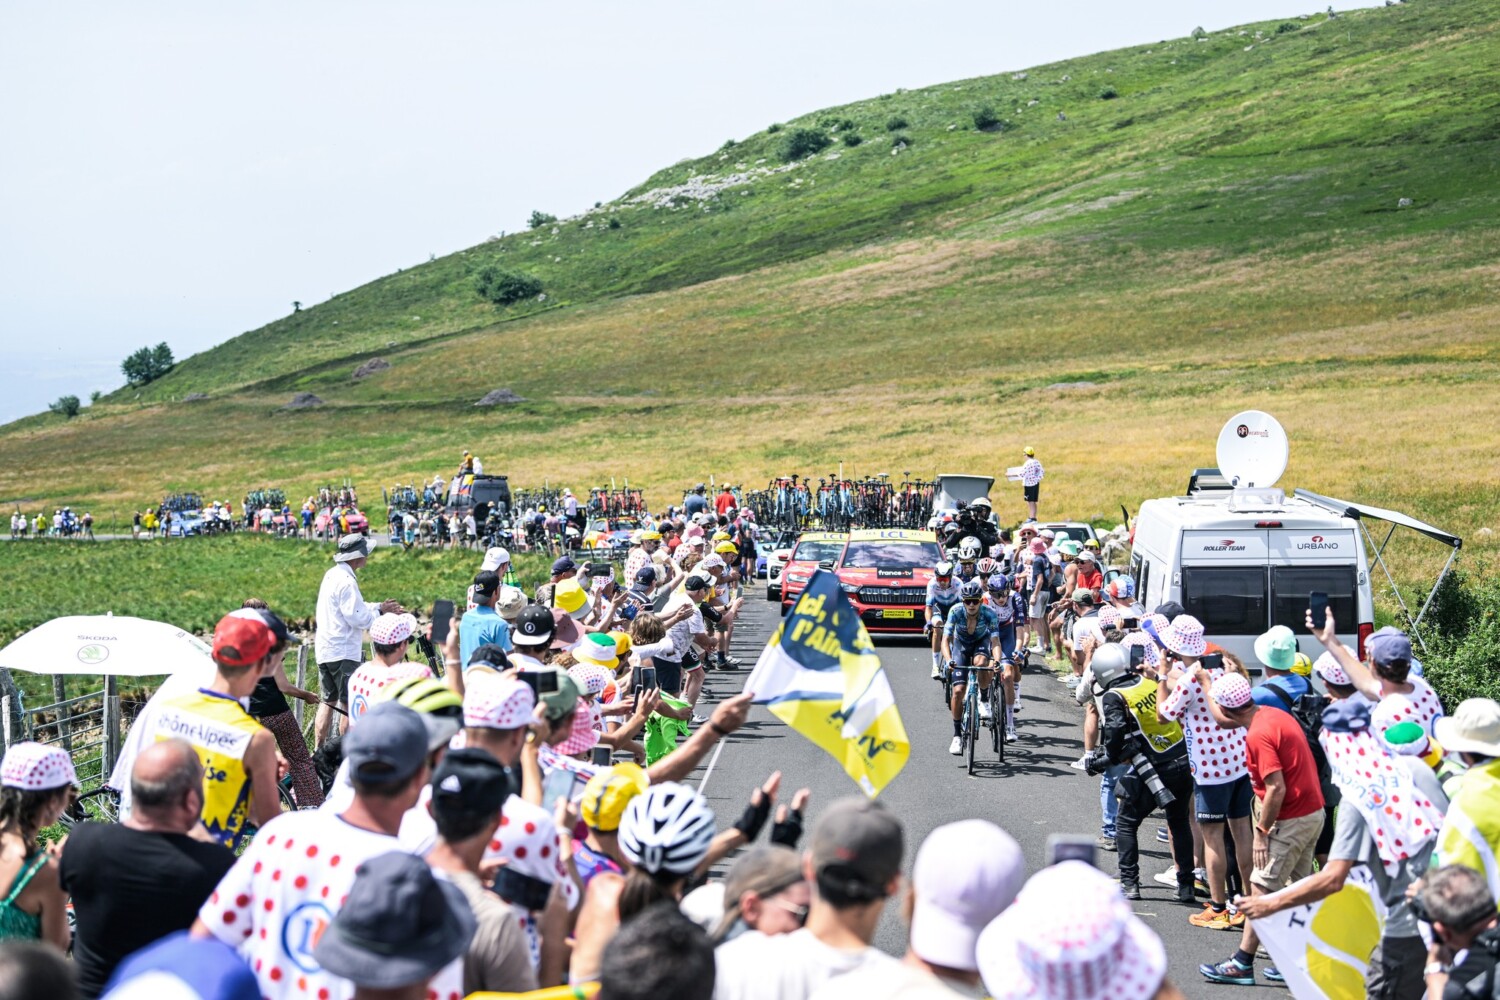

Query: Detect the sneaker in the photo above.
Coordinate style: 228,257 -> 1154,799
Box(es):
930,661 -> 942,680
1262,967 -> 1285,983
979,701 -> 993,722
1005,726 -> 1018,742
1156,827 -> 1170,843
1069,755 -> 1089,771
1153,869 -> 1180,887
722,655 -> 743,667
949,736 -> 962,756
1029,642 -> 1043,653
1120,880 -> 1141,900
1189,905 -> 1234,930
1227,910 -> 1246,929
1177,882 -> 1197,904
1199,958 -> 1255,986
1096,835 -> 1117,852
690,713 -> 708,725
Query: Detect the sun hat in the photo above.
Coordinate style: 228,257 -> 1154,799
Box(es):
343,702 -> 430,787
712,845 -> 805,941
314,851 -> 475,989
1,741 -> 79,791
639,530 -> 662,542
549,609 -> 583,650
480,546 -> 511,572
211,613 -> 273,668
1097,606 -> 1121,630
1382,720 -> 1432,757
1039,529 -> 1055,540
1254,625 -> 1298,672
977,861 -> 1167,1000
1435,699 -> 1500,758
711,531 -> 732,542
569,661 -> 613,698
1314,651 -> 1351,686
369,612 -> 418,646
1210,673 -> 1254,710
1369,626 -> 1414,668
495,585 -> 527,621
574,634 -> 619,671
700,554 -> 726,572
1289,652 -> 1314,677
609,631 -> 633,659
1120,631 -> 1161,670
1029,538 -> 1047,555
463,675 -> 536,730
102,931 -> 261,1000
1024,446 -> 1036,457
580,762 -> 650,833
553,704 -> 600,756
553,579 -> 593,620
333,534 -> 370,563
1076,550 -> 1095,564
512,606 -> 556,648
1105,576 -> 1135,600
1160,615 -> 1207,658
910,820 -> 1024,973
1058,540 -> 1080,557
714,541 -> 739,556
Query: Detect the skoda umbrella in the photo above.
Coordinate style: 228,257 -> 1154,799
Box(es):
0,614 -> 215,678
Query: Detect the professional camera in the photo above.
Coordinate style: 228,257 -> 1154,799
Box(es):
1131,751 -> 1176,808
1082,748 -> 1112,776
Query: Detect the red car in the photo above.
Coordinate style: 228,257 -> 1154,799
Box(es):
778,532 -> 850,614
833,529 -> 942,634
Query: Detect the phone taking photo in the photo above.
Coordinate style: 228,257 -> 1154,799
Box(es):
1045,833 -> 1096,868
640,666 -> 658,692
542,769 -> 578,812
1309,591 -> 1329,628
1201,652 -> 1224,672
519,670 -> 560,696
430,599 -> 456,647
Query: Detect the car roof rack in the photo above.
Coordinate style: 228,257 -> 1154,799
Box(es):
1186,468 -> 1232,494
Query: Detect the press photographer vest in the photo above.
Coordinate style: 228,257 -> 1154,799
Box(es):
1116,675 -> 1185,756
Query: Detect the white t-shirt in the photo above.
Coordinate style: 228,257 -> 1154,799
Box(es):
713,928 -> 900,1000
808,962 -> 983,1000
1160,667 -> 1248,786
1371,678 -> 1444,737
345,660 -> 433,723
197,810 -> 411,1000
662,592 -> 706,660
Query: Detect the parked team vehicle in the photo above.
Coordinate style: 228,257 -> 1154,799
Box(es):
777,531 -> 851,610
831,528 -> 943,635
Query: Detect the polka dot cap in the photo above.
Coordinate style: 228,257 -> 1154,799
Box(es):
462,676 -> 536,731
568,663 -> 612,698
1097,607 -> 1120,630
368,612 -> 417,646
553,700 -> 600,757
1,741 -> 79,791
1314,652 -> 1351,687
1119,632 -> 1161,670
977,861 -> 1167,1000
1210,673 -> 1253,710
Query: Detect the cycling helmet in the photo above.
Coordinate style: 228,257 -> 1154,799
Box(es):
957,537 -> 981,561
987,573 -> 1009,592
619,782 -> 717,877
934,560 -> 955,580
1090,643 -> 1132,688
959,580 -> 984,601
976,557 -> 998,577
971,496 -> 993,510
379,675 -> 463,750
580,762 -> 650,832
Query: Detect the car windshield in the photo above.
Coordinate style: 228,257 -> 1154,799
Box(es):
840,540 -> 941,570
791,540 -> 846,563
612,516 -> 641,530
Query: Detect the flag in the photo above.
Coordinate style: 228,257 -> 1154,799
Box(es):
1251,865 -> 1388,1000
745,569 -> 910,798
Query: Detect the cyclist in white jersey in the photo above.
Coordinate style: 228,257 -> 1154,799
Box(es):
925,561 -> 962,679
954,537 -> 982,583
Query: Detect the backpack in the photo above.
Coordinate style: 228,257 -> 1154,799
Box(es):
1268,682 -> 1334,795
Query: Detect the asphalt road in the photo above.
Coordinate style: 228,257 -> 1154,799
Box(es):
684,592 -> 1282,999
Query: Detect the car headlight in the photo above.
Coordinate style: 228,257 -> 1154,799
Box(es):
839,582 -> 860,594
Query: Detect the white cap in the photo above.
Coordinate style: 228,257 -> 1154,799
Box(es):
910,820 -> 1024,972
480,546 -> 511,572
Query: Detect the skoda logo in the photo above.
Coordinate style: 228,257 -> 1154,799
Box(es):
76,644 -> 109,664
1236,424 -> 1249,438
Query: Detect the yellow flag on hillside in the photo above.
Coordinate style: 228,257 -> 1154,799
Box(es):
745,569 -> 910,798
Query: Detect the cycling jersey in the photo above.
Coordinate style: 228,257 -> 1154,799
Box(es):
925,579 -> 962,615
151,688 -> 262,850
943,605 -> 1000,646
954,562 -> 980,583
986,591 -> 1027,627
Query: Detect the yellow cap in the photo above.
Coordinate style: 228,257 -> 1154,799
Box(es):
639,530 -> 662,542
1289,652 -> 1313,677
609,631 -> 632,658
1024,446 -> 1036,457
580,762 -> 649,832
715,541 -> 739,555
712,531 -> 732,542
553,579 -> 592,617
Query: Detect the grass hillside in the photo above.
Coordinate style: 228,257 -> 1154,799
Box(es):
2,0 -> 1497,588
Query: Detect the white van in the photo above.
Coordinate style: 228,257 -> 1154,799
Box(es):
1131,475 -> 1376,671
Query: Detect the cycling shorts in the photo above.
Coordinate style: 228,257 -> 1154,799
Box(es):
948,633 -> 993,681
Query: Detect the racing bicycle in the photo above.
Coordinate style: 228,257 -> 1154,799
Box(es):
954,662 -> 1005,776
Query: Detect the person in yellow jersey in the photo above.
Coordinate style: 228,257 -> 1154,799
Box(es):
150,612 -> 282,849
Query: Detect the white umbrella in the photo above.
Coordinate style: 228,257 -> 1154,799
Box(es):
0,614 -> 215,678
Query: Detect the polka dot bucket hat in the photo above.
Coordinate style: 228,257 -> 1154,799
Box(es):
1,741 -> 80,791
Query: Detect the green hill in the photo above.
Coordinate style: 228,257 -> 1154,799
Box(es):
3,0 -> 1498,581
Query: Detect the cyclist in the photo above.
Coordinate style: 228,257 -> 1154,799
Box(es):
941,581 -> 1001,755
954,537 -> 982,583
924,561 -> 962,680
987,573 -> 1027,740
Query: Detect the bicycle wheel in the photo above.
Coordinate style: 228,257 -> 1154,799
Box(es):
991,686 -> 1001,755
965,692 -> 977,777
61,786 -> 120,829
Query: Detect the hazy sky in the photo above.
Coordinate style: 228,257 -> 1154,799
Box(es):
0,1 -> 1377,423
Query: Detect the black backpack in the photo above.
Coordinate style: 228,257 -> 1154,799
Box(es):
1268,681 -> 1334,794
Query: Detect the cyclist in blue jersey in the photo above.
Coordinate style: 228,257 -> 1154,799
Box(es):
954,537 -> 983,583
924,561 -> 962,680
942,580 -> 1001,756
987,572 -> 1027,741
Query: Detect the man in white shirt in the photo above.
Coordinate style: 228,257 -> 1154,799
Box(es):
715,798 -> 904,1000
314,534 -> 402,747
658,575 -> 712,699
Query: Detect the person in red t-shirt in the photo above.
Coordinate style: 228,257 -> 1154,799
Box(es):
714,487 -> 736,517
1200,673 -> 1326,986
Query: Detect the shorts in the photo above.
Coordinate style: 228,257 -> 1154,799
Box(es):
948,635 -> 993,682
1194,774 -> 1253,822
1249,805 -> 1322,889
654,658 -> 684,696
1029,590 -> 1051,619
1023,483 -> 1040,503
318,658 -> 361,704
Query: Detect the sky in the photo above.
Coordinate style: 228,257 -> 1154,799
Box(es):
0,1 -> 1379,424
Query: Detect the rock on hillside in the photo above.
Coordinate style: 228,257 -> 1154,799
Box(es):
282,393 -> 324,410
352,358 -> 391,380
475,388 -> 525,406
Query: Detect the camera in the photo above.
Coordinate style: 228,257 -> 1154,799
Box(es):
1131,751 -> 1176,808
1082,748 -> 1112,776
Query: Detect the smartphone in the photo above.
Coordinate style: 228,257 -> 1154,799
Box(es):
590,746 -> 612,767
519,670 -> 560,695
593,562 -> 615,580
1129,644 -> 1145,670
1309,591 -> 1329,628
430,599 -> 455,647
1201,652 -> 1224,672
640,666 -> 658,692
1120,617 -> 1140,631
541,768 -> 578,812
1045,833 -> 1096,868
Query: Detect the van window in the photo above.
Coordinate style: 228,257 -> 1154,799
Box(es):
1271,566 -> 1357,632
1182,567 -> 1267,635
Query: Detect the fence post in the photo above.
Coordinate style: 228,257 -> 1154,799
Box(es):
294,644 -> 309,727
53,675 -> 71,751
104,675 -> 120,777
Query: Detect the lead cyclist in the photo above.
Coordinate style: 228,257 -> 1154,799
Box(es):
941,580 -> 1001,755
925,561 -> 962,679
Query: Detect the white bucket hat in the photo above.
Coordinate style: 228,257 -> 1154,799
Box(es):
910,820 -> 1023,972
1435,698 -> 1500,757
1160,615 -> 1207,658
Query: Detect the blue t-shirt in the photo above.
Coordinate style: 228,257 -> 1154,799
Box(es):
684,494 -> 708,515
459,605 -> 513,667
1251,673 -> 1310,713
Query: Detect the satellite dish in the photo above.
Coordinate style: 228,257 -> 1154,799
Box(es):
1216,410 -> 1289,488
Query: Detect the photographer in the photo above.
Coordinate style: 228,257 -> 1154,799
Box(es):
1417,865 -> 1500,1000
1089,642 -> 1195,902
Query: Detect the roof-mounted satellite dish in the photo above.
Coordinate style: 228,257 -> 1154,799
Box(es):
1216,410 -> 1289,488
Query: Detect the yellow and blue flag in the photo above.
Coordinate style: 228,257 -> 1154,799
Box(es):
745,569 -> 910,798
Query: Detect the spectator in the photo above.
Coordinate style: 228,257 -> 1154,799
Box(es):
978,861 -> 1184,1000
657,574 -> 713,699
712,845 -> 809,944
1417,865 -> 1500,1000
479,544 -> 511,576
1249,625 -> 1309,713
812,819 -> 1022,999
714,797 -> 903,1000
1198,674 -> 1325,987
99,932 -> 257,1000
489,794 -> 580,983
62,739 -> 237,998
684,484 -> 709,517
193,701 -> 432,999
0,743 -> 74,949
422,748 -> 537,995
536,557 -> 578,608
238,602 -> 322,807
460,572 -> 513,667
510,605 -> 558,669
0,940 -> 78,1000
313,852 -> 476,1000
314,534 -> 402,746
1019,446 -> 1044,520
1434,699 -> 1500,890
598,902 -> 715,1000
576,764 -> 651,890
346,612 -> 432,725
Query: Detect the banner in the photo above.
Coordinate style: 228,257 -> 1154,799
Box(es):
745,569 -> 910,798
1251,865 -> 1387,1000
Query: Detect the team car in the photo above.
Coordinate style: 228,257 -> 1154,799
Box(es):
832,528 -> 942,634
777,531 -> 850,612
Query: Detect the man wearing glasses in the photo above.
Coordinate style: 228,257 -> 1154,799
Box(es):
942,580 -> 1002,756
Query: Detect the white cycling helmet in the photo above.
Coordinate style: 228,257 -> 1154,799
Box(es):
957,537 -> 981,561
976,557 -> 998,577
934,560 -> 955,579
971,496 -> 992,510
619,782 -> 717,877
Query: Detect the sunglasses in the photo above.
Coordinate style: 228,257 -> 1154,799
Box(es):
962,598 -> 983,606
768,895 -> 810,926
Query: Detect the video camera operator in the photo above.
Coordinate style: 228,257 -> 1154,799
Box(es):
952,498 -> 1000,554
1085,642 -> 1195,902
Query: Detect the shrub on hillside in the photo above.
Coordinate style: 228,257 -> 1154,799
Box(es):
607,217 -> 622,229
1191,26 -> 1207,39
49,395 -> 80,419
1276,21 -> 1301,33
972,105 -> 1001,130
121,342 -> 175,386
890,133 -> 912,148
720,138 -> 737,150
842,132 -> 864,147
1099,86 -> 1119,100
778,127 -> 831,162
885,115 -> 909,131
474,267 -> 543,306
1420,571 -> 1500,707
528,210 -> 557,230
767,122 -> 783,134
